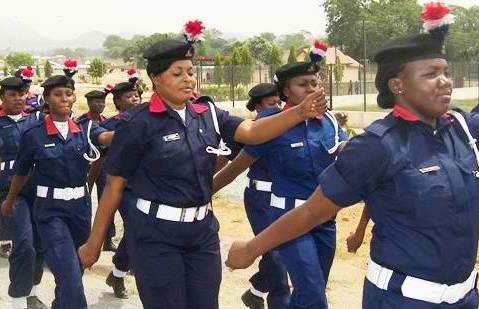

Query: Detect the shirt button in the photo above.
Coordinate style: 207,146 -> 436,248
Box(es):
199,129 -> 203,133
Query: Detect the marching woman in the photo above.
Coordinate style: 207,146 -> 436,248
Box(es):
78,20 -> 328,309
226,3 -> 479,308
215,83 -> 291,309
99,69 -> 142,299
214,42 -> 348,309
0,74 -> 46,309
1,59 -> 114,309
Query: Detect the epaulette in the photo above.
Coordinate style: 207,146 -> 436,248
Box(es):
365,114 -> 399,137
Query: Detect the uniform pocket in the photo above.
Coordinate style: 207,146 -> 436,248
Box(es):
394,164 -> 452,227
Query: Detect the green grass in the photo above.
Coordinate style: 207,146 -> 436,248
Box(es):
336,99 -> 478,113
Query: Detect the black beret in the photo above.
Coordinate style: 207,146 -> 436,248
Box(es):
85,90 -> 107,100
248,83 -> 277,99
143,40 -> 193,61
273,62 -> 320,84
0,77 -> 27,91
111,82 -> 137,96
374,34 -> 445,66
144,39 -> 194,76
41,75 -> 75,90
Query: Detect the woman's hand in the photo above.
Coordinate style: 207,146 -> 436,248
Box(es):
295,89 -> 328,120
346,230 -> 365,253
78,240 -> 102,269
225,240 -> 257,270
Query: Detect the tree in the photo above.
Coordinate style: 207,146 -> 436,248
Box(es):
44,61 -> 53,78
3,66 -> 8,77
333,56 -> 344,94
247,36 -> 272,64
279,33 -> 309,51
87,58 -> 108,84
5,52 -> 34,72
323,0 -> 422,60
212,52 -> 223,86
35,64 -> 41,78
269,44 -> 283,78
239,44 -> 254,85
287,46 -> 297,63
103,35 -> 130,59
260,32 -> 276,42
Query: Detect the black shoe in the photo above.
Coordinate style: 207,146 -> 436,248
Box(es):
102,239 -> 117,252
106,271 -> 129,299
27,296 -> 47,309
0,243 -> 11,258
241,290 -> 265,309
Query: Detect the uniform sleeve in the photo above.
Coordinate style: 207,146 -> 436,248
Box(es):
226,142 -> 244,161
103,120 -> 144,179
338,126 -> 348,142
88,121 -> 108,146
215,106 -> 244,145
318,132 -> 391,207
465,112 -> 479,140
13,132 -> 35,176
0,136 -> 3,150
242,108 -> 281,159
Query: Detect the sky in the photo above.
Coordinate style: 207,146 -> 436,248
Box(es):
2,0 -> 477,40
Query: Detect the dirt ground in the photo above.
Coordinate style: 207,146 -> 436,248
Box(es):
0,196 -> 371,308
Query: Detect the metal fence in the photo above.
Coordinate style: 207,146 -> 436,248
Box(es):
194,61 -> 479,110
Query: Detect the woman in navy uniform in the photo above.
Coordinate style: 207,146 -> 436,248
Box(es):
78,20 -> 327,309
0,76 -> 46,309
215,83 -> 291,309
226,4 -> 479,308
1,60 -> 114,309
99,71 -> 142,299
76,88 -> 117,253
216,43 -> 348,309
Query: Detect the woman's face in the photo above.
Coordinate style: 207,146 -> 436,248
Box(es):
283,74 -> 320,106
116,91 -> 140,111
153,60 -> 195,106
0,89 -> 26,115
257,95 -> 281,112
46,87 -> 75,117
88,98 -> 106,114
394,58 -> 452,118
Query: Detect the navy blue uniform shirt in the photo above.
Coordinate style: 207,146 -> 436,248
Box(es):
245,107 -> 348,200
318,105 -> 479,285
0,111 -> 41,190
104,94 -> 243,208
14,116 -> 106,188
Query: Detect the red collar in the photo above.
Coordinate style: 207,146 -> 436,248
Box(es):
392,105 -> 421,122
113,113 -> 122,120
44,115 -> 82,136
0,108 -> 28,117
86,111 -> 106,123
149,92 -> 208,115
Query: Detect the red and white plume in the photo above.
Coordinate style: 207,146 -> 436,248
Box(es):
183,20 -> 205,44
421,1 -> 455,34
21,66 -> 34,81
63,59 -> 78,72
310,40 -> 328,63
104,84 -> 114,93
127,68 -> 138,79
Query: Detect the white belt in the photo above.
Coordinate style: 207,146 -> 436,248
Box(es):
270,193 -> 306,210
247,178 -> 272,192
136,198 -> 210,222
0,160 -> 15,171
36,185 -> 86,201
367,258 -> 477,304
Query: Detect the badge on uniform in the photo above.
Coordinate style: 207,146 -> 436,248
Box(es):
44,143 -> 56,148
163,133 -> 181,142
290,142 -> 304,148
419,166 -> 440,174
